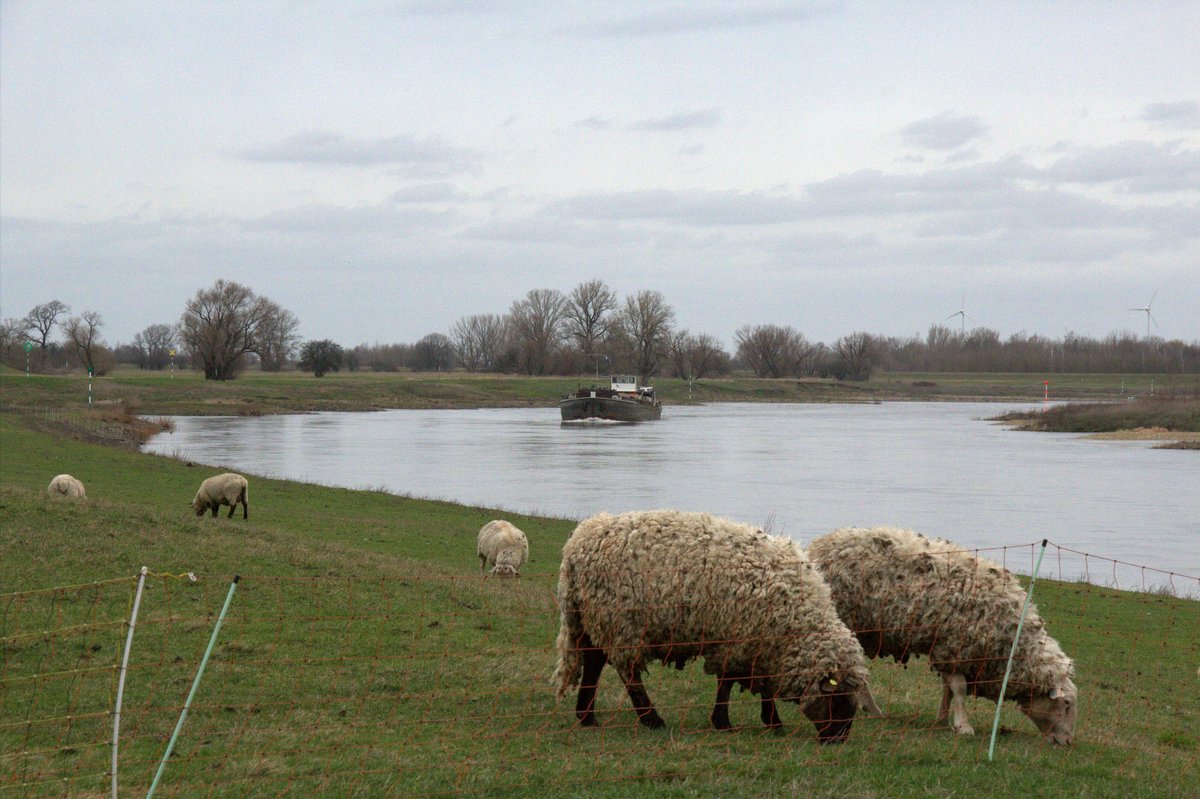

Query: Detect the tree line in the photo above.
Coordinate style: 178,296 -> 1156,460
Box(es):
3,278 -> 1197,380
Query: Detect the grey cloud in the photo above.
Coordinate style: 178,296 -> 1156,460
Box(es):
388,183 -> 464,203
1140,100 -> 1200,130
900,113 -> 990,151
575,116 -> 613,130
551,189 -> 805,225
563,4 -> 839,38
1040,141 -> 1200,193
237,131 -> 480,177
631,108 -> 722,132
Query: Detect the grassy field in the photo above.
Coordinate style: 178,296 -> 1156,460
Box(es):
1,414 -> 1197,798
2,367 -> 1192,420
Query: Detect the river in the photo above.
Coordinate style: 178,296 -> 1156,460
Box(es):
142,402 -> 1198,591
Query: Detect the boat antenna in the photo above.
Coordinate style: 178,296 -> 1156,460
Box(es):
588,353 -> 608,382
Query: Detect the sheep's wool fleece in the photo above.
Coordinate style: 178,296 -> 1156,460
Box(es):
807,527 -> 1074,700
47,474 -> 85,498
477,520 -> 529,570
554,510 -> 868,706
194,473 -> 247,506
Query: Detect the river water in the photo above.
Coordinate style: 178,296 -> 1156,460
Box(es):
142,402 -> 1198,591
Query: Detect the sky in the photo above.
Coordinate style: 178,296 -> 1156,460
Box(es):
2,1 -> 1198,350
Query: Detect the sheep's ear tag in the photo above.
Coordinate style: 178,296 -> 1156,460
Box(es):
820,677 -> 839,693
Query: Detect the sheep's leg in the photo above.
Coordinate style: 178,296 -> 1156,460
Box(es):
478,555 -> 488,576
227,501 -> 236,519
942,673 -> 974,735
575,639 -> 607,727
616,663 -> 665,729
711,676 -> 735,730
760,695 -> 782,731
240,489 -> 248,519
858,684 -> 885,717
210,505 -> 218,518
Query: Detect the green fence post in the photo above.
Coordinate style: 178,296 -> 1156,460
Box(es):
988,540 -> 1048,761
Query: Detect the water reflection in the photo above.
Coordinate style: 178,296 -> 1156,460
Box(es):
143,402 -> 1199,589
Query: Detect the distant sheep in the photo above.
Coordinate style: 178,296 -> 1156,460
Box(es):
807,526 -> 1077,744
553,510 -> 869,743
47,474 -> 86,498
191,473 -> 249,519
476,520 -> 529,578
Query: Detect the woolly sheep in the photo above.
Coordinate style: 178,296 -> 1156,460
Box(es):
47,474 -> 86,498
553,510 -> 870,744
191,473 -> 249,519
807,526 -> 1077,745
476,519 -> 529,578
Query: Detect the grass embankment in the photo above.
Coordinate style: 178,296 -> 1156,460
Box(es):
1,368 -> 1184,422
994,398 -> 1200,449
2,416 -> 1197,798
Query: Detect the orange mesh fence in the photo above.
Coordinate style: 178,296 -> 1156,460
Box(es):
2,542 -> 1197,798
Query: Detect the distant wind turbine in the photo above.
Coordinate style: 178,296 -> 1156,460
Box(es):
945,292 -> 975,335
1128,291 -> 1159,340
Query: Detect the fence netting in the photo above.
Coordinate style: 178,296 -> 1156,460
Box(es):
2,541 -> 1197,798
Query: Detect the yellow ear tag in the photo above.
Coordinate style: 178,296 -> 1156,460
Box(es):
828,679 -> 838,687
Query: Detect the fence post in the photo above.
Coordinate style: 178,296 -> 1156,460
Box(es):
145,575 -> 240,798
988,540 -> 1048,761
111,567 -> 148,799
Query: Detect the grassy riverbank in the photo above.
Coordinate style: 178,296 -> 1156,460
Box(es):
1,366 -> 1188,419
2,415 -> 1197,798
993,397 -> 1200,449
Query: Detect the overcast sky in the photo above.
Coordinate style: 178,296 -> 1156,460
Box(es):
2,1 -> 1198,350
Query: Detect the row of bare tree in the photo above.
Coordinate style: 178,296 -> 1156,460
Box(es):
3,279 -> 1196,380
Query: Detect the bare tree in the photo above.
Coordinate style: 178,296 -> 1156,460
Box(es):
25,300 -> 70,351
180,279 -> 280,380
451,314 -> 511,372
667,329 -> 731,380
411,332 -> 455,371
61,311 -> 107,375
833,331 -> 877,380
132,323 -> 179,370
734,324 -> 814,378
614,290 -> 675,381
0,317 -> 30,362
563,279 -> 617,360
299,340 -> 344,377
509,289 -> 566,375
255,303 -> 301,372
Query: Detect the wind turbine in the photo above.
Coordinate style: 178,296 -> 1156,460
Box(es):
945,292 -> 975,335
1128,291 -> 1158,340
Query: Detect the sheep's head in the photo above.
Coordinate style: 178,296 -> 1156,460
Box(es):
1018,679 -> 1077,745
490,563 -> 520,579
802,676 -> 857,745
191,499 -> 207,516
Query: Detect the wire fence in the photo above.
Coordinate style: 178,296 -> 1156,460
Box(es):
2,542 -> 1197,798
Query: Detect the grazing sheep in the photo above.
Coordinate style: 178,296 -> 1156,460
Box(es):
191,473 -> 249,519
807,526 -> 1077,745
47,474 -> 86,498
553,510 -> 870,744
476,520 -> 529,578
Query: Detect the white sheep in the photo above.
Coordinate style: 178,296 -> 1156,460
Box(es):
476,519 -> 529,578
191,473 -> 249,519
47,474 -> 86,498
807,526 -> 1077,745
553,510 -> 870,743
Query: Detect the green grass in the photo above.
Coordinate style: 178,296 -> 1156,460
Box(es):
2,414 -> 1198,798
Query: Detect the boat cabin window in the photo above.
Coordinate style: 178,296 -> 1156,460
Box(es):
610,375 -> 638,392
